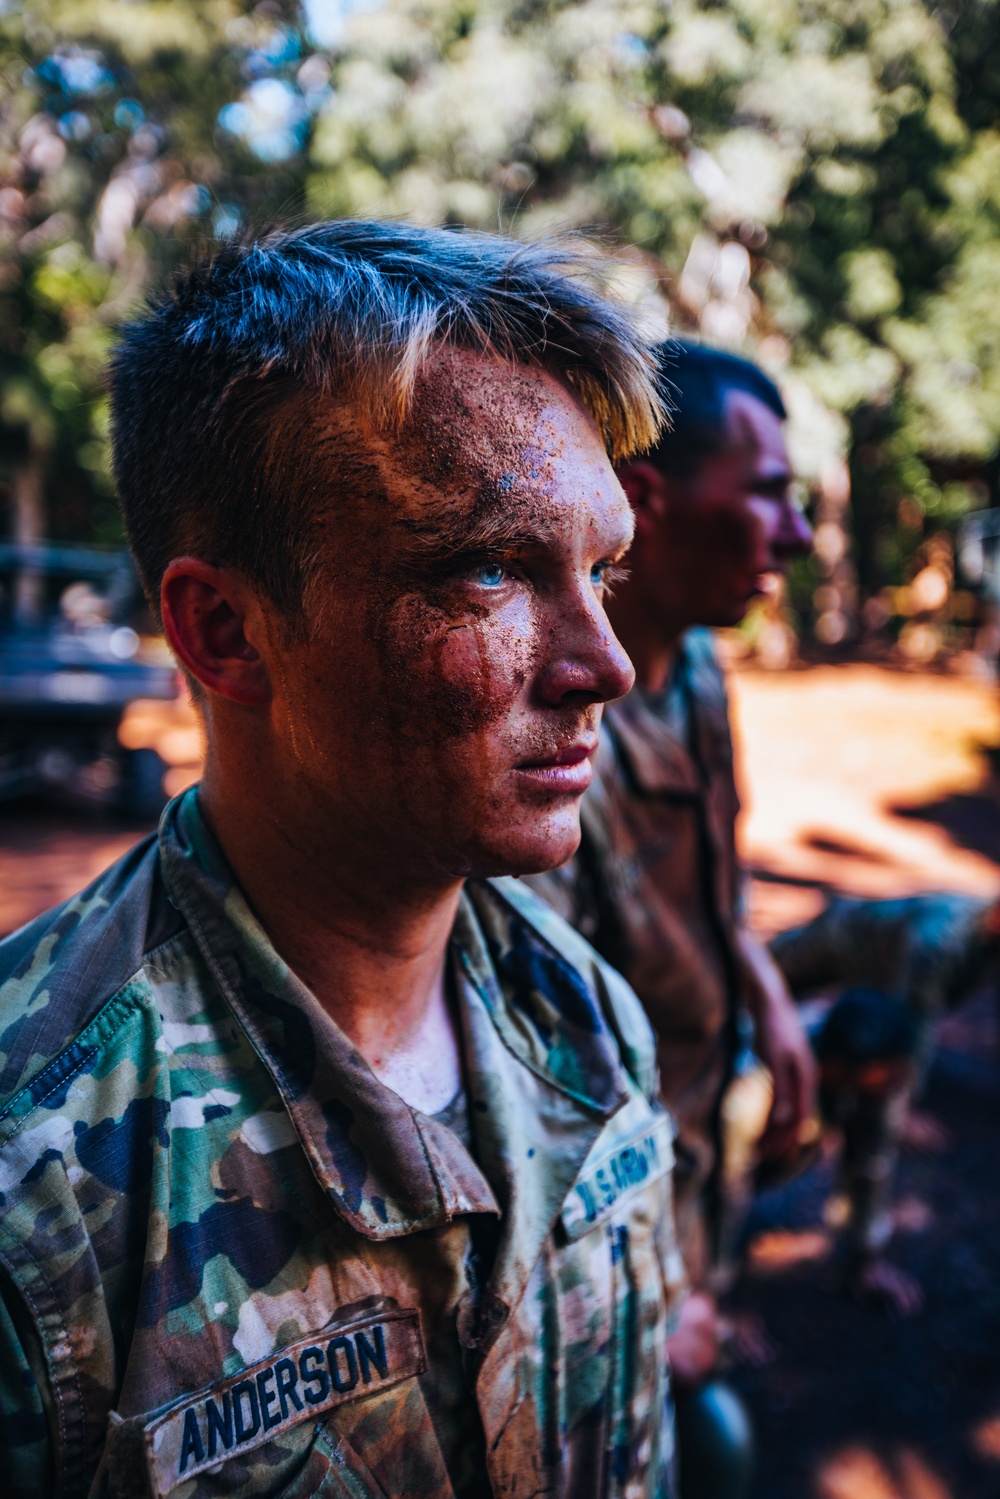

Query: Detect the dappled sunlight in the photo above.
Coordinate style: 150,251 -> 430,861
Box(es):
970,1415 -> 1000,1462
733,665 -> 1000,937
816,1448 -> 901,1499
118,689 -> 203,772
117,689 -> 204,799
816,1446 -> 952,1499
894,1450 -> 955,1499
746,1228 -> 832,1274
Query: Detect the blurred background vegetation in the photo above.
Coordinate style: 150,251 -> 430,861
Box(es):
3,0 -> 1000,661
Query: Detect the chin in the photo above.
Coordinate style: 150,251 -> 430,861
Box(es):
462,806 -> 583,880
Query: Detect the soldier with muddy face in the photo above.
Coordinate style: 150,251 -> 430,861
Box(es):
0,224 -> 684,1499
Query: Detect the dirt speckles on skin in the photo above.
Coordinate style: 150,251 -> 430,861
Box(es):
270,344 -> 632,882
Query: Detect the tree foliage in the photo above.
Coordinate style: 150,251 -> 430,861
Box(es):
0,0 -> 313,543
4,0 -> 1000,642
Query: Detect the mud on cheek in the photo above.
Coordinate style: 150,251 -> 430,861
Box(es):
375,596 -> 532,744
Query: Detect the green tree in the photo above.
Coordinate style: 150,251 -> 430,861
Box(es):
7,0 -> 1000,653
306,0 -> 1000,639
0,0 -> 322,547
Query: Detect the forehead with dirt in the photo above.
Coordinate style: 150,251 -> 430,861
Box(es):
378,347 -> 620,548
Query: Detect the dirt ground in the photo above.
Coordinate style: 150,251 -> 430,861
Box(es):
1,660 -> 999,1497
731,990 -> 1000,1499
729,662 -> 1000,1499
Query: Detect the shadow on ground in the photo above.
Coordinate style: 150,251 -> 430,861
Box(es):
893,788 -> 1000,869
731,995 -> 1000,1498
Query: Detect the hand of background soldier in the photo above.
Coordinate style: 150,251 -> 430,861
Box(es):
847,1253 -> 924,1317
737,930 -> 819,1161
666,1292 -> 721,1392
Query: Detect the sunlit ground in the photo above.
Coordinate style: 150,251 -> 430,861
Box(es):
815,1445 -> 953,1499
729,661 -> 1000,936
723,661 -> 1000,1498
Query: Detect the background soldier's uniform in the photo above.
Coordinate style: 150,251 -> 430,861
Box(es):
0,790 -> 684,1499
529,629 -> 742,1287
772,892 -> 1000,1028
530,628 -> 1000,1274
772,891 -> 1000,1254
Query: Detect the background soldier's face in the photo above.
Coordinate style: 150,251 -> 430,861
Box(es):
630,390 -> 811,633
262,346 -> 635,883
686,390 -> 812,624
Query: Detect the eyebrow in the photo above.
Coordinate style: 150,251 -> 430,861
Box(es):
396,505 -> 557,563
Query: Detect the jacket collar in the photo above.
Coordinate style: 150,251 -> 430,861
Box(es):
604,658 -> 701,795
159,792 -> 628,1253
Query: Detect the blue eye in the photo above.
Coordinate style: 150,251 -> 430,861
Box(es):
590,562 -> 607,586
473,563 -> 508,588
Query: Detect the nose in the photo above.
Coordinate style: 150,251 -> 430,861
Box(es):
774,498 -> 813,559
534,586 -> 635,708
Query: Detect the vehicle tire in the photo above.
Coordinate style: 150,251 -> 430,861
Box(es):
120,747 -> 168,820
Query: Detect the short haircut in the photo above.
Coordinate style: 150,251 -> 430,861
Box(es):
640,340 -> 786,479
109,220 -> 663,626
816,987 -> 919,1067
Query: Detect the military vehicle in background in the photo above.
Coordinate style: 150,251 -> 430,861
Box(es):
959,509 -> 1000,606
0,542 -> 178,817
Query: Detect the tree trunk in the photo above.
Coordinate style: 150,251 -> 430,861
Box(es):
13,449 -> 44,623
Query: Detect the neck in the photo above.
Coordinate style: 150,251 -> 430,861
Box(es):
199,742 -> 465,1111
607,589 -> 686,693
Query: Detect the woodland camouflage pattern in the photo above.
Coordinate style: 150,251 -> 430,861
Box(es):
528,629 -> 742,1285
0,789 -> 684,1499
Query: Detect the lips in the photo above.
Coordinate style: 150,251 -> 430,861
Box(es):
514,740 -> 596,795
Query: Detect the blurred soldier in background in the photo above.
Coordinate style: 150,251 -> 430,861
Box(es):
529,341 -> 1000,1499
772,889 -> 1000,1309
529,342 -> 816,1499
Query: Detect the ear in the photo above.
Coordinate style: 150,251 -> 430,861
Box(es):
616,459 -> 668,532
160,559 -> 272,707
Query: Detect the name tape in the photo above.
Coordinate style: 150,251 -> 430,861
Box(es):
143,1309 -> 426,1494
561,1113 -> 673,1240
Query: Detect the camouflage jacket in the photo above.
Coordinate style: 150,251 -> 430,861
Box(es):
0,790 -> 683,1499
527,631 -> 741,1279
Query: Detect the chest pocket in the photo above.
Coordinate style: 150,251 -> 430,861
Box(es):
552,1109 -> 680,1498
103,1310 -> 447,1499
